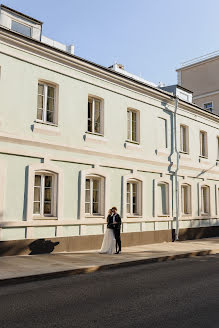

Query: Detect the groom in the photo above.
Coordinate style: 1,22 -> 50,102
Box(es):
111,207 -> 122,254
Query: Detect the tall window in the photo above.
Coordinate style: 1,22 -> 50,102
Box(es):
181,184 -> 191,215
88,97 -> 103,135
85,177 -> 101,215
217,137 -> 219,160
157,182 -> 169,215
33,173 -> 56,217
37,83 -> 56,124
158,118 -> 168,149
127,180 -> 141,215
201,185 -> 210,215
204,102 -> 213,112
200,131 -> 208,157
127,109 -> 139,143
180,125 -> 189,153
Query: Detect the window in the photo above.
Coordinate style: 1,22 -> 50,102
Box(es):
11,20 -> 31,37
158,118 -> 168,149
33,173 -> 57,217
87,97 -> 103,135
126,180 -> 141,216
157,182 -> 169,215
204,102 -> 213,112
201,185 -> 210,215
37,83 -> 56,124
127,109 -> 139,143
217,137 -> 219,160
85,177 -> 101,215
181,184 -> 191,215
180,125 -> 189,153
200,131 -> 208,157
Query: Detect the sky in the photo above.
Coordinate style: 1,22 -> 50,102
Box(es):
1,0 -> 219,85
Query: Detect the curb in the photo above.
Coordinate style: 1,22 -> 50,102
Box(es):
0,249 -> 217,286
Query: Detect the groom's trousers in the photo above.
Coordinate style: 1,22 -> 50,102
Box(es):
114,229 -> 121,252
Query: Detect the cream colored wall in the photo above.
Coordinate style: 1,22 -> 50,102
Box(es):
1,33 -> 219,241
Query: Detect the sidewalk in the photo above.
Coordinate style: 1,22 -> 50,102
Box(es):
0,238 -> 219,285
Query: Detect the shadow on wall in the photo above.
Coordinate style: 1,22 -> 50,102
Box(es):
29,239 -> 59,255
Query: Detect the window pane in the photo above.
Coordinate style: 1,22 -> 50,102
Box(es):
33,202 -> 40,214
127,183 -> 130,192
38,84 -> 44,95
44,202 -> 51,214
93,179 -> 99,190
133,203 -> 137,214
11,20 -> 31,37
127,191 -> 130,204
127,111 -> 130,139
127,203 -> 130,213
35,175 -> 41,186
34,187 -> 40,202
37,95 -> 44,109
47,97 -> 54,111
93,190 -> 99,202
93,202 -> 99,214
45,176 -> 52,187
37,109 -> 43,120
47,86 -> 55,98
46,111 -> 54,123
85,203 -> 90,214
94,103 -> 101,134
88,100 -> 93,132
158,183 -> 167,215
132,183 -> 137,192
44,188 -> 51,202
85,190 -> 90,202
86,179 -> 90,189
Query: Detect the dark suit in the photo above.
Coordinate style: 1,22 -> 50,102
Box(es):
107,213 -> 122,252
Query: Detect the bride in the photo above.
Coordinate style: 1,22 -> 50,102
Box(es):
100,209 -> 116,254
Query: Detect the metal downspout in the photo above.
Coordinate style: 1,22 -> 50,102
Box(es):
174,97 -> 180,241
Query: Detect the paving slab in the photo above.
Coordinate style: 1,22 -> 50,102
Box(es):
0,238 -> 219,285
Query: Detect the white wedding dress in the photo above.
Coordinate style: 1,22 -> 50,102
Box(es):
100,228 -> 116,254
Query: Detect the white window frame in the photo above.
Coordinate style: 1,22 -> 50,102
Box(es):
126,180 -> 142,217
37,82 -> 58,125
122,173 -> 144,220
85,176 -> 102,216
200,130 -> 208,158
87,96 -> 104,136
26,162 -> 64,221
198,182 -> 211,216
153,178 -> 171,217
80,168 -> 110,220
217,137 -> 219,161
180,183 -> 192,216
203,102 -> 213,112
33,172 -> 57,218
180,124 -> 189,154
127,108 -> 140,144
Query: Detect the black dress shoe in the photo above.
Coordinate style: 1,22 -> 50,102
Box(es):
115,251 -> 120,254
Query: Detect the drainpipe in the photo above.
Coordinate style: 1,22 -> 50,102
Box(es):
174,97 -> 180,241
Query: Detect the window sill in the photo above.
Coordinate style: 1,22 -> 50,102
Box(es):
84,132 -> 107,144
85,215 -> 105,219
157,214 -> 170,217
199,156 -> 210,164
179,152 -> 191,161
125,141 -> 142,151
127,215 -> 142,218
33,216 -> 58,220
33,121 -> 60,136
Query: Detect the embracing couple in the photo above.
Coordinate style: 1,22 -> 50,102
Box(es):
100,207 -> 122,254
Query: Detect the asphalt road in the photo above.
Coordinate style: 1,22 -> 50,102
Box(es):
0,255 -> 219,328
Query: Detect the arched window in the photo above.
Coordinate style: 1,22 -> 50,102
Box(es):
80,167 -> 110,219
126,179 -> 142,216
33,171 -> 57,217
26,162 -> 64,220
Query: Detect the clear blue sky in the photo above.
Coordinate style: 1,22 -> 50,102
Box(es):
1,0 -> 218,85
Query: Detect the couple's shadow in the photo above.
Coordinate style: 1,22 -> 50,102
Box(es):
29,239 -> 59,255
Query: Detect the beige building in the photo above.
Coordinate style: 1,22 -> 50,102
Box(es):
177,51 -> 219,115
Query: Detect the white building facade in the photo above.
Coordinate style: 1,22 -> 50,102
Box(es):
0,6 -> 219,255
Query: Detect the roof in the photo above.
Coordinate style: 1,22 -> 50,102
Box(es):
0,4 -> 43,25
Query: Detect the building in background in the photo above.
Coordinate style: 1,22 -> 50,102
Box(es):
0,5 -> 219,256
177,51 -> 219,115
